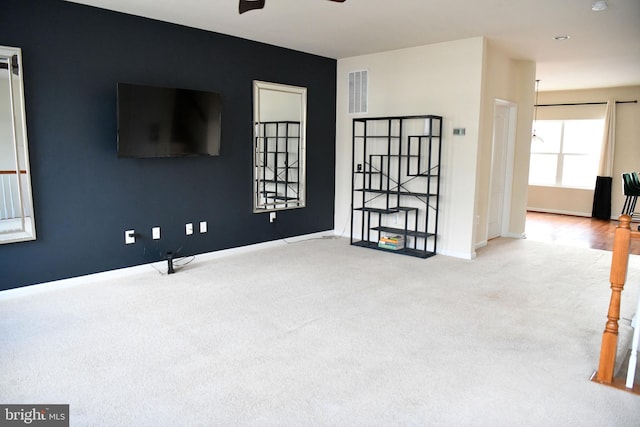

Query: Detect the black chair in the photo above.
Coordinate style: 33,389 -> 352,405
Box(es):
621,172 -> 640,215
631,171 -> 640,189
631,172 -> 640,218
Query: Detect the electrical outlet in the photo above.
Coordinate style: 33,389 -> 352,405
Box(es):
200,221 -> 207,233
125,229 -> 135,244
269,212 -> 276,223
186,223 -> 193,235
152,227 -> 161,240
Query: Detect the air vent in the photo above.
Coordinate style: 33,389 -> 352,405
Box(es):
348,70 -> 368,114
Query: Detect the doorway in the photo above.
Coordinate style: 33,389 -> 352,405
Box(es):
487,100 -> 517,240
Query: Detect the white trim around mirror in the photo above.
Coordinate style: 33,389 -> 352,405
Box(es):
0,45 -> 36,244
252,80 -> 307,213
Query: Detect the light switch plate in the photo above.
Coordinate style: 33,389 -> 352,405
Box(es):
186,223 -> 193,235
200,221 -> 207,233
152,227 -> 161,240
125,230 -> 135,244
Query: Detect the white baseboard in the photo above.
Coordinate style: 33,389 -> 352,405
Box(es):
345,229 -> 477,260
0,264 -> 154,300
476,232 -> 524,250
193,230 -> 336,266
333,227 -> 351,239
528,208 -> 625,221
527,208 -> 591,217
475,240 -> 488,250
0,230 -> 336,299
503,232 -> 526,239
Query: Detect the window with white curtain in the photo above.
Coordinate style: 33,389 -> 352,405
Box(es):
529,119 -> 604,188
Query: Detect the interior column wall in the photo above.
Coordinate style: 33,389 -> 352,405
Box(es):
474,41 -> 535,247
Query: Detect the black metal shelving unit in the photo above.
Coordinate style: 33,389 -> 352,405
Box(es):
254,121 -> 302,211
350,115 -> 442,258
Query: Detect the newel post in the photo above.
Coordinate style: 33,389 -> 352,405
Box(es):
595,215 -> 632,384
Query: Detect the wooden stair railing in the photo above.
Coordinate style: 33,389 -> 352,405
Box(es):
592,214 -> 640,394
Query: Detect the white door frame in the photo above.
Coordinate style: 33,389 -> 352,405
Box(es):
487,99 -> 517,240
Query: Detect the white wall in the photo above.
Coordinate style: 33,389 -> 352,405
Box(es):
335,37 -> 485,259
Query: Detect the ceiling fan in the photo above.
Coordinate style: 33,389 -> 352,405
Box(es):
239,0 -> 345,14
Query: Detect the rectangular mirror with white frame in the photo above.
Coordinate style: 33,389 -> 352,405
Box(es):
0,45 -> 35,244
253,80 -> 306,213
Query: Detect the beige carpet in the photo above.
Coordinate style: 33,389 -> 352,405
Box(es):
1,237 -> 639,426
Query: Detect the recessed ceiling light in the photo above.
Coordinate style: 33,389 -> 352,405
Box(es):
554,35 -> 571,41
592,1 -> 608,11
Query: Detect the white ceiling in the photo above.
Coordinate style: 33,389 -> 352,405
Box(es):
66,0 -> 640,91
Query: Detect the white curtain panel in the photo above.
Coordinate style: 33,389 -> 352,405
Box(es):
598,99 -> 616,176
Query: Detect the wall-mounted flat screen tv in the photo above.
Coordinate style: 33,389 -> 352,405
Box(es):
117,83 -> 222,158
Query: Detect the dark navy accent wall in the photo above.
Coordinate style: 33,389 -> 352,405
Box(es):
0,0 -> 336,290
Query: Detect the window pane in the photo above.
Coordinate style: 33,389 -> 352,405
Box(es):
529,118 -> 604,188
531,120 -> 562,153
561,154 -> 598,188
563,120 -> 604,154
529,153 -> 558,185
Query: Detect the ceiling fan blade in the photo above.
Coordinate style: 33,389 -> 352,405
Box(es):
239,0 -> 266,14
239,0 -> 345,15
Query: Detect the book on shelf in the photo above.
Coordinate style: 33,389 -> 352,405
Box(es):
378,242 -> 404,250
379,235 -> 404,243
378,235 -> 405,250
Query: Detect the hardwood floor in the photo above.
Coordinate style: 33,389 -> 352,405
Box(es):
525,211 -> 640,255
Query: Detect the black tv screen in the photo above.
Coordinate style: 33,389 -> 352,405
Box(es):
117,83 -> 222,158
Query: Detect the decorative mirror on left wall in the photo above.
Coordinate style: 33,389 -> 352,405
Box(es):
0,45 -> 35,244
252,80 -> 307,213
